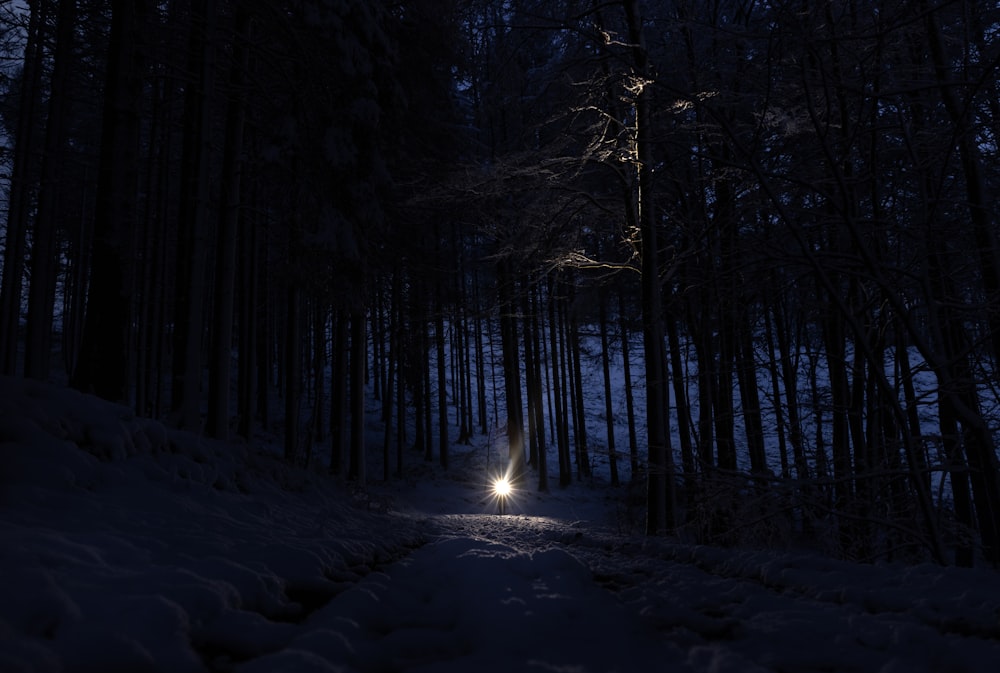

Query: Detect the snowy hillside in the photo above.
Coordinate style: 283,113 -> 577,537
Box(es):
2,375 -> 1000,673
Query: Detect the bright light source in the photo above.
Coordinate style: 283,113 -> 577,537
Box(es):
493,477 -> 512,497
492,475 -> 513,515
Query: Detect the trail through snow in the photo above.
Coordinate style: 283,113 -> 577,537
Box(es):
2,376 -> 1000,672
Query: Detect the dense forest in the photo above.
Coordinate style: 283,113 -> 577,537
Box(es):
1,0 -> 999,568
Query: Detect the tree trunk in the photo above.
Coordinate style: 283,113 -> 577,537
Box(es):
473,271 -> 489,435
423,315 -> 434,462
737,313 -> 766,474
329,309 -> 348,477
171,0 -> 218,431
349,310 -> 367,485
396,281 -> 407,477
714,299 -> 738,471
284,284 -> 301,465
237,204 -> 258,441
62,183 -> 92,382
72,0 -> 146,402
522,288 -> 540,467
762,306 -> 789,478
549,279 -> 571,486
778,298 -> 809,482
895,326 -> 927,494
623,0 -> 675,534
823,301 -> 854,511
455,302 -> 470,443
383,271 -> 402,480
436,300 -> 449,469
619,293 -> 639,479
599,295 -> 619,487
26,0 -> 75,381
135,72 -> 172,417
666,310 -> 694,484
408,282 -> 427,459
569,295 -> 591,479
382,314 -> 395,482
531,287 -> 548,492
0,0 -> 45,375
558,295 -> 573,478
255,230 -> 272,429
207,7 -> 250,439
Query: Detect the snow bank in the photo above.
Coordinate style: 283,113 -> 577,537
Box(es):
0,376 -> 421,673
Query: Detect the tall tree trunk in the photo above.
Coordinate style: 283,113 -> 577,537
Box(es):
462,306 -> 474,441
383,271 -> 402,480
823,300 -> 854,511
714,297 -> 738,472
423,314 -> 434,462
172,0 -> 218,431
207,8 -> 250,439
624,0 -> 675,534
665,309 -> 694,480
763,298 -> 787,478
569,295 -> 590,479
0,0 -> 45,375
895,326 -> 927,494
691,298 -> 716,471
372,285 -> 385,403
939,388 -> 975,568
737,313 -> 766,474
382,313 -> 395,482
26,0 -> 75,381
147,69 -> 178,416
349,309 -> 367,485
72,0 -> 146,402
558,285 -> 574,484
455,303 -> 470,443
550,278 -> 571,486
237,195 -> 259,441
255,248 -> 271,429
619,293 -> 639,479
420,280 -> 434,461
473,271 -> 488,435
395,281 -> 407,477
927,239 -> 1000,565
62,184 -> 92,381
284,284 -> 301,464
531,287 -> 548,492
312,305 -> 327,444
135,72 -> 172,417
599,295 -> 619,487
522,288 -> 540,467
329,309 -> 348,477
408,282 -> 427,459
436,300 -> 449,469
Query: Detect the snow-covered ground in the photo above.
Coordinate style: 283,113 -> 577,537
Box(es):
2,374 -> 1000,673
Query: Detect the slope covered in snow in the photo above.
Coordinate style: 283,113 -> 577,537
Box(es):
2,376 -> 1000,673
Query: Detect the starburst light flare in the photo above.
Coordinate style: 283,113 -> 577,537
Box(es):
492,473 -> 513,515
493,476 -> 512,497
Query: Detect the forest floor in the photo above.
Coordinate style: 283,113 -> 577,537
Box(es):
2,375 -> 1000,672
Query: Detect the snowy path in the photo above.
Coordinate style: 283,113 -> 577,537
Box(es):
289,505 -> 1000,673
275,517 -> 670,673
